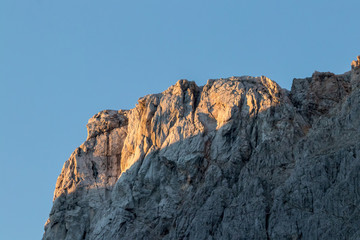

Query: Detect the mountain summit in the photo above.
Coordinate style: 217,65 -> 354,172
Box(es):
44,57 -> 360,240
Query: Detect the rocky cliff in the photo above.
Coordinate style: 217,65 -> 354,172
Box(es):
44,57 -> 360,240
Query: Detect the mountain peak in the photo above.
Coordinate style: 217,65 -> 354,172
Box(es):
44,56 -> 360,240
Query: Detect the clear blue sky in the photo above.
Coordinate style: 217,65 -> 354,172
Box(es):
1,1 -> 359,239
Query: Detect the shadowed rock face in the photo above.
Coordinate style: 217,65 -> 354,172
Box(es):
44,57 -> 360,240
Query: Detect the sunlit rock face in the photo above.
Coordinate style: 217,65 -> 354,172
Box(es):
44,57 -> 360,240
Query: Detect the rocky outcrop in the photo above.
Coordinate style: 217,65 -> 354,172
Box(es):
351,56 -> 360,70
44,57 -> 360,240
290,71 -> 351,123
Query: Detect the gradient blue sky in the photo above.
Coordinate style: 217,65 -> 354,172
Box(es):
1,1 -> 359,239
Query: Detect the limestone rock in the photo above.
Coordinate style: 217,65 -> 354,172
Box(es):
290,71 -> 351,123
351,56 -> 360,88
351,55 -> 360,70
44,57 -> 360,240
86,110 -> 128,140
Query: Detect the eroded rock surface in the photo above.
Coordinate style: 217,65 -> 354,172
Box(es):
44,57 -> 360,240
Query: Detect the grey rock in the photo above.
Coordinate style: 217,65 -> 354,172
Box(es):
44,56 -> 360,240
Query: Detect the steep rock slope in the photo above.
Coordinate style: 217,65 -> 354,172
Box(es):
44,57 -> 360,240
